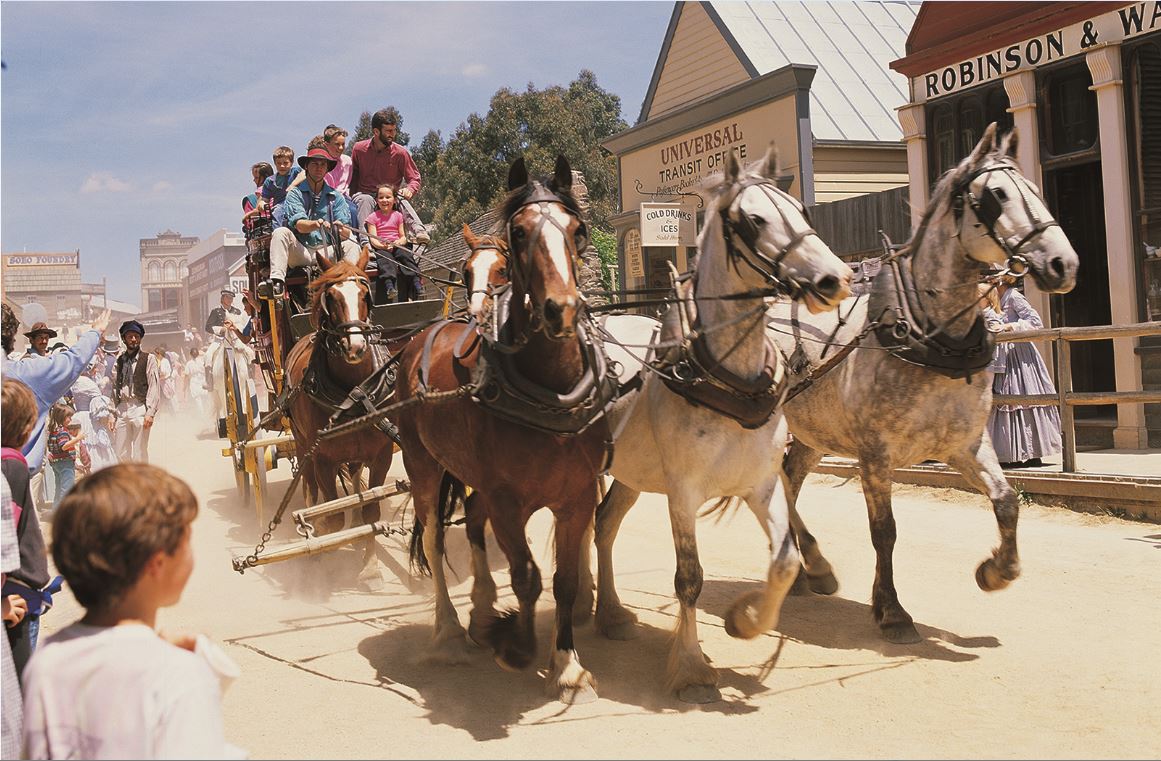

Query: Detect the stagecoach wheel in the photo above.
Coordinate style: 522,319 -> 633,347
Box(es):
242,380 -> 267,526
223,348 -> 251,508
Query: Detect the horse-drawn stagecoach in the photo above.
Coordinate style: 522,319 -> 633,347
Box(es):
216,134 -> 1080,704
223,202 -> 443,574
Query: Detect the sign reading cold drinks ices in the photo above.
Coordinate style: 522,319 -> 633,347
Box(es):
640,203 -> 697,247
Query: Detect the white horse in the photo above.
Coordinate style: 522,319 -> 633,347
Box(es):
590,145 -> 852,702
767,124 -> 1079,643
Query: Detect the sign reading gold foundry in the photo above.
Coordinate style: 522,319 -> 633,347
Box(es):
640,203 -> 697,247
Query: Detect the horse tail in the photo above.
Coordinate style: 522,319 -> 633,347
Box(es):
699,496 -> 739,524
408,471 -> 464,576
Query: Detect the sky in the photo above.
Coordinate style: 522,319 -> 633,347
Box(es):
0,0 -> 675,304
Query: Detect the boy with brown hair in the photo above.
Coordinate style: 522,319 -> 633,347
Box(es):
21,464 -> 241,759
261,145 -> 302,229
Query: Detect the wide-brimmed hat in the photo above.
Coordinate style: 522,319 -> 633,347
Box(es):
297,147 -> 337,171
119,319 -> 145,337
23,322 -> 57,339
101,334 -> 121,352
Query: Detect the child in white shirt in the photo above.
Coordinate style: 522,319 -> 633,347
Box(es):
21,463 -> 243,759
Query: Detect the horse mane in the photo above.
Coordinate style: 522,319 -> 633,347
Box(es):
309,257 -> 366,318
905,147 -> 1018,254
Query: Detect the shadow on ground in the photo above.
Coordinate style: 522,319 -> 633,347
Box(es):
699,578 -> 999,662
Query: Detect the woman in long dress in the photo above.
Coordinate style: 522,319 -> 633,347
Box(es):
986,278 -> 1062,467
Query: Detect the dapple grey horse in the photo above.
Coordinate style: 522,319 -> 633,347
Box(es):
591,144 -> 852,702
767,124 -> 1079,643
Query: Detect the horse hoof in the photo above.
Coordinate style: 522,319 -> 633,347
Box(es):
881,621 -> 922,645
975,560 -> 1015,592
358,575 -> 385,593
724,592 -> 764,639
676,683 -> 721,704
807,571 -> 839,596
559,683 -> 599,705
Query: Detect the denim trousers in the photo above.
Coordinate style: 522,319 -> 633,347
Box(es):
49,459 -> 75,507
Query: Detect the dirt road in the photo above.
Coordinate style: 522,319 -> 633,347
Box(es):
43,409 -> 1161,758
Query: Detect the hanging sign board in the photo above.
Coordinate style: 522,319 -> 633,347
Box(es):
625,229 -> 644,278
640,203 -> 696,247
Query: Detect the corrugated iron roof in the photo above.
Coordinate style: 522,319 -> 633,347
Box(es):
707,1 -> 918,142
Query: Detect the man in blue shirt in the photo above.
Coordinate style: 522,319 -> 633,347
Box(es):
1,305 -> 111,506
259,147 -> 362,299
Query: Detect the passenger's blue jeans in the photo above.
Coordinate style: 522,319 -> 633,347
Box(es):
49,459 -> 75,507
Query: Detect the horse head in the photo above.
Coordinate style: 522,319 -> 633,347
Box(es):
461,223 -> 509,324
712,143 -> 851,313
502,155 -> 588,340
944,123 -> 1078,293
311,247 -> 373,363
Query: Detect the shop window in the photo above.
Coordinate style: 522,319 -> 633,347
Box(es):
926,83 -> 1012,187
1040,63 -> 1098,158
1129,41 -> 1161,321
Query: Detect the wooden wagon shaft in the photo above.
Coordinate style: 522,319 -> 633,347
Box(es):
241,433 -> 294,451
993,390 -> 1161,406
292,482 -> 409,528
230,522 -> 391,570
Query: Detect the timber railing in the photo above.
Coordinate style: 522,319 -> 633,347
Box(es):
993,322 -> 1161,472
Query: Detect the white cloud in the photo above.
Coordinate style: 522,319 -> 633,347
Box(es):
152,181 -> 173,193
80,173 -> 132,194
462,63 -> 488,79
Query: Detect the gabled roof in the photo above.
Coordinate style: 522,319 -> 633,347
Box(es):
638,1 -> 919,143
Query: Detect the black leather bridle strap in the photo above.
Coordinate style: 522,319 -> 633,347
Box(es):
719,179 -> 818,298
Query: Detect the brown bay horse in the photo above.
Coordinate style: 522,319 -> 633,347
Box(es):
285,248 -> 395,589
393,156 -> 608,704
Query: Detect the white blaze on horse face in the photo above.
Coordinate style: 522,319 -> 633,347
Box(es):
541,204 -> 575,289
335,279 -> 366,357
468,248 -> 502,319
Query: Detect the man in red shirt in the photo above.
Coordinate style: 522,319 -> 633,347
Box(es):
349,109 -> 430,244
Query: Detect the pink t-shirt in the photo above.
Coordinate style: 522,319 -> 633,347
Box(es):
324,154 -> 353,195
366,209 -> 405,244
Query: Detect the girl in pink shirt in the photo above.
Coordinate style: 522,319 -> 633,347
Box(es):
365,185 -> 410,304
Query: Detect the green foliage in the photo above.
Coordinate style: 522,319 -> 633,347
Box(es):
404,69 -> 628,241
590,227 -> 618,291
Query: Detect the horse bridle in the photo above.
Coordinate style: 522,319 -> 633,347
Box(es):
316,275 -> 374,353
719,178 -> 819,300
505,184 -> 588,336
952,161 -> 1060,275
463,241 -> 510,304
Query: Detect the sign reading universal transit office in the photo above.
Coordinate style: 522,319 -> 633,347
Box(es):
917,2 -> 1161,100
640,203 -> 697,247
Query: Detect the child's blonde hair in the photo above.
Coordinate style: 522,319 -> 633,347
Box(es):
53,464 -> 198,611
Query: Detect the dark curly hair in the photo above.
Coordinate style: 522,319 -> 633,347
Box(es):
53,464 -> 198,612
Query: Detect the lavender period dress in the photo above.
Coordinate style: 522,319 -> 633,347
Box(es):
987,288 -> 1062,463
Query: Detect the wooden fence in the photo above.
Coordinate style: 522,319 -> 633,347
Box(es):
994,322 -> 1161,472
809,185 -> 912,258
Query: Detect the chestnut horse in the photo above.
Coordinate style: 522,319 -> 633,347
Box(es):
394,156 -> 608,704
285,248 -> 393,588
